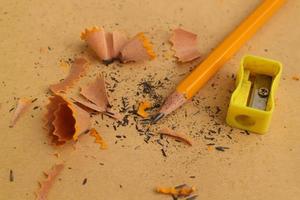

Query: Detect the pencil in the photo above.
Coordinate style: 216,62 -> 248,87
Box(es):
151,0 -> 286,123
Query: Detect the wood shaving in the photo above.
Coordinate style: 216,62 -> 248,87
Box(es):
120,32 -> 156,63
49,57 -> 89,94
89,128 -> 108,149
156,185 -> 196,197
44,95 -> 90,145
81,26 -> 127,61
169,28 -> 201,62
9,98 -> 32,127
112,31 -> 128,58
72,96 -> 105,113
158,128 -> 193,146
36,164 -> 64,200
80,75 -> 109,110
137,101 -> 151,118
78,75 -> 122,120
81,26 -> 155,63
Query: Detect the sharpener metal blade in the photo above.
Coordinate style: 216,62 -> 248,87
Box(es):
248,74 -> 272,110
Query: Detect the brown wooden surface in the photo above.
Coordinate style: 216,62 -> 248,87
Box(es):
0,0 -> 299,199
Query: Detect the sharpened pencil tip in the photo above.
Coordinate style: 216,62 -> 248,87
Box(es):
150,113 -> 165,124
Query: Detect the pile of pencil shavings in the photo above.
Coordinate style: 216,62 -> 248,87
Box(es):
10,25 -> 201,146
7,25 -> 201,200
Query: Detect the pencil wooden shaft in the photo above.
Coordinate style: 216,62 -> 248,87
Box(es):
177,0 -> 286,99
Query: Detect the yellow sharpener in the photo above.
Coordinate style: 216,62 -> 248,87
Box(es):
226,55 -> 282,134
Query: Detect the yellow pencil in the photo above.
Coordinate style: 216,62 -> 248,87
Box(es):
151,0 -> 286,123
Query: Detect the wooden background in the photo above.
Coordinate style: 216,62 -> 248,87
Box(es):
0,0 -> 299,199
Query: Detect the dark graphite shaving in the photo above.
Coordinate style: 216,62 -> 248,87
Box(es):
111,75 -> 170,146
137,78 -> 165,111
108,71 -> 240,157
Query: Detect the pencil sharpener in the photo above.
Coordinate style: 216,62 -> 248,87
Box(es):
226,55 -> 282,134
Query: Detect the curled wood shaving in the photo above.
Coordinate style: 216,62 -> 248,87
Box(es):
112,31 -> 128,58
36,164 -> 64,200
49,57 -> 89,94
120,32 -> 156,63
73,96 -> 122,121
72,96 -> 105,113
44,95 -> 91,145
80,76 -> 109,111
169,28 -> 201,62
81,26 -> 128,61
137,101 -> 151,118
80,26 -> 100,40
89,128 -> 108,149
81,26 -> 156,63
81,26 -> 112,61
9,98 -> 32,127
158,128 -> 193,146
78,75 -> 122,120
137,32 -> 156,59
